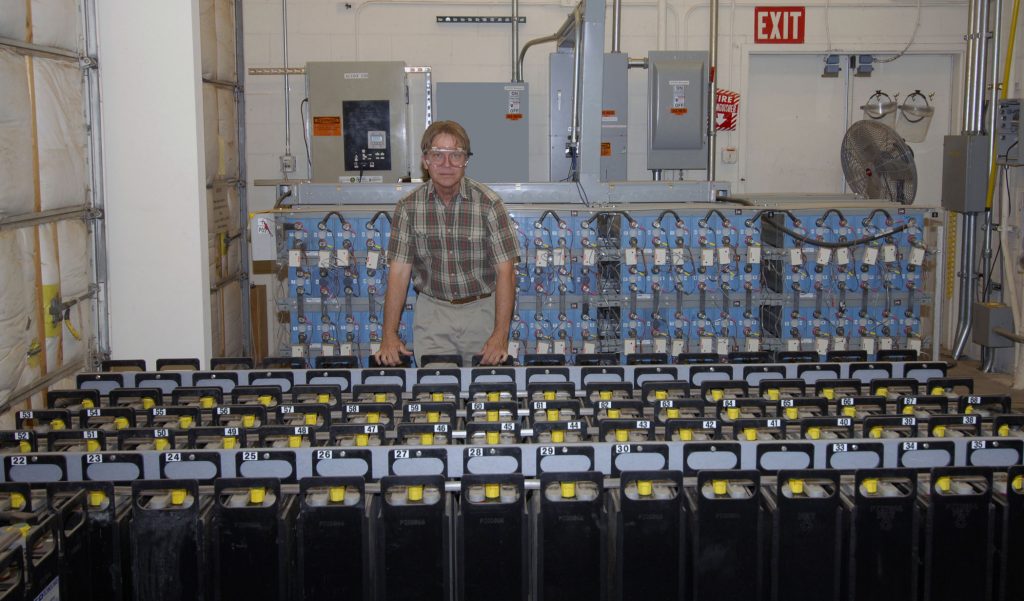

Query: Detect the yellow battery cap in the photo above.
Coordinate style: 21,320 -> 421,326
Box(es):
806,427 -> 821,440
964,405 -> 974,415
486,410 -> 499,422
142,397 -> 155,410
842,406 -> 857,418
88,490 -> 107,508
551,430 -> 565,443
154,438 -> 169,451
18,441 -> 31,453
666,407 -> 680,419
420,432 -> 433,446
355,433 -> 369,447
178,415 -> 193,429
329,486 -> 346,503
367,412 -> 380,424
304,413 -> 318,426
615,429 -> 629,442
431,392 -> 444,402
599,390 -> 613,401
560,481 -> 576,499
712,480 -> 728,496
710,389 -> 724,402
222,436 -> 236,449
242,414 -> 256,428
82,399 -> 95,409
875,387 -> 889,398
932,425 -> 946,438
766,389 -> 780,401
743,428 -> 757,441
862,478 -> 879,495
86,439 -> 101,452
249,487 -> 266,504
9,492 -> 25,511
317,393 -> 331,404
607,408 -> 621,419
170,489 -> 188,505
50,419 -> 66,431
427,411 -> 440,424
999,424 -> 1011,437
869,426 -> 883,439
1013,475 -> 1024,492
543,390 -> 556,401
785,407 -> 798,420
637,480 -> 653,496
935,476 -> 951,493
374,392 -> 387,403
257,395 -> 273,406
200,396 -> 215,409
902,405 -> 915,415
288,435 -> 302,448
789,479 -> 804,495
114,417 -> 129,430
677,428 -> 693,441
546,409 -> 559,422
17,525 -> 30,538
654,390 -> 668,401
485,483 -> 501,499
821,388 -> 835,400
930,386 -> 945,396
487,391 -> 501,402
407,485 -> 424,502
486,431 -> 500,445
726,407 -> 740,420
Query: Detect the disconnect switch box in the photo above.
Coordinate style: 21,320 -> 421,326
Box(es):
647,51 -> 708,171
972,302 -> 1015,348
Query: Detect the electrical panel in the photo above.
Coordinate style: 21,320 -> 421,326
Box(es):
306,61 -> 409,183
647,51 -> 709,171
268,204 -> 939,365
435,82 -> 529,183
997,99 -> 1021,166
941,134 -> 989,213
550,53 -> 628,182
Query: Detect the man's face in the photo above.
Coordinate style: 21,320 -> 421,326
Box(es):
423,133 -> 466,191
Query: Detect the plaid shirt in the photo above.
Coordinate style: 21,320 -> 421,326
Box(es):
388,177 -> 520,302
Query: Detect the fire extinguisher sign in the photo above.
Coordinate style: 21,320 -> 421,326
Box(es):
715,90 -> 740,131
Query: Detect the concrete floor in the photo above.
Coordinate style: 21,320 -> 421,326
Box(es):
945,355 -> 1024,408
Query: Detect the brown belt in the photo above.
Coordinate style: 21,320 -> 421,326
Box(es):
447,293 -> 492,305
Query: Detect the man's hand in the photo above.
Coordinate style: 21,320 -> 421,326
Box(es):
478,332 -> 509,366
375,333 -> 413,366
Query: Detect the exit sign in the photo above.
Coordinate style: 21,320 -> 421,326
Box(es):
754,6 -> 805,43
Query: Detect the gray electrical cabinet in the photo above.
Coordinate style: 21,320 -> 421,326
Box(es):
549,53 -> 628,182
941,134 -> 989,213
435,82 -> 529,183
306,61 -> 409,183
647,51 -> 708,171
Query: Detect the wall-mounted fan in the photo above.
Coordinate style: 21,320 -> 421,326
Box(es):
840,120 -> 917,205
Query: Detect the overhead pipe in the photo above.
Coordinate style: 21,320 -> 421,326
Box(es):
962,0 -> 978,129
280,0 -> 293,175
952,212 -> 977,358
516,5 -> 579,83
708,0 -> 719,181
569,8 -> 583,152
980,0 -> 1002,303
512,0 -> 520,80
612,0 -> 622,52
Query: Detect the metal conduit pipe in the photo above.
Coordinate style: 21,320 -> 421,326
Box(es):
962,0 -> 976,130
612,0 -> 622,52
281,0 -> 292,161
708,0 -> 719,181
569,8 -> 583,150
628,57 -> 648,69
953,212 -> 977,358
516,7 -> 578,83
512,0 -> 520,81
971,0 -> 990,132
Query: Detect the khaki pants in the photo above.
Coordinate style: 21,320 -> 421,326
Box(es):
413,293 -> 494,367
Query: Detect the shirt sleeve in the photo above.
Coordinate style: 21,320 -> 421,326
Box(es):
485,196 -> 520,265
386,197 -> 414,264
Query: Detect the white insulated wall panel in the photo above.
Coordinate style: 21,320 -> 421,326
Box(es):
34,59 -> 87,211
0,49 -> 35,217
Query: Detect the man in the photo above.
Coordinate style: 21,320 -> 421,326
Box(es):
373,121 -> 520,367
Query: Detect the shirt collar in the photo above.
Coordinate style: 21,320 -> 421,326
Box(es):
426,178 -> 469,204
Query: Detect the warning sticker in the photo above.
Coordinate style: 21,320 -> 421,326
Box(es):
313,116 -> 341,136
669,79 -> 689,110
670,108 -> 688,115
600,142 -> 612,157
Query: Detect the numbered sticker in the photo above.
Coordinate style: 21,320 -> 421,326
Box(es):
393,449 -> 410,459
902,442 -> 918,451
316,450 -> 333,460
241,451 -> 260,461
10,456 -> 28,465
832,443 -> 848,453
86,454 -> 103,464
164,452 -> 182,462
467,447 -> 484,457
614,444 -> 631,454
539,446 -> 556,456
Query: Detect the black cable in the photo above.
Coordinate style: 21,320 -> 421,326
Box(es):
700,209 -> 730,226
744,209 -> 803,228
817,208 -> 848,226
575,180 -> 591,207
537,210 -> 564,226
864,208 -> 893,225
368,211 -> 392,227
765,221 -> 908,249
300,98 -> 311,173
273,189 -> 294,209
656,209 -> 682,228
715,195 -> 753,207
319,211 -> 347,229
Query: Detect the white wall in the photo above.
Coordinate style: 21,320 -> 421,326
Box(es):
97,0 -> 213,365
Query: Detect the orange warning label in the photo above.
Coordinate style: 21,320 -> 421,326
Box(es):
313,116 -> 341,136
600,142 -> 612,157
505,114 -> 524,121
670,108 -> 688,115
602,109 -> 616,117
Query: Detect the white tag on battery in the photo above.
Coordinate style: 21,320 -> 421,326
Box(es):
288,250 -> 302,267
553,339 -> 567,355
909,246 -> 925,266
833,336 -> 847,351
625,248 -> 639,266
789,248 -> 803,265
320,343 -> 336,356
337,248 -> 351,267
816,248 -> 832,266
861,337 -> 876,355
747,246 -> 761,264
878,336 -> 894,350
318,251 -> 332,268
836,247 -> 851,265
716,337 -> 729,355
507,339 -> 522,357
339,343 -> 353,356
671,339 -> 686,356
815,336 -> 829,355
553,248 -> 567,266
369,341 -> 381,354
745,337 -> 760,352
786,338 -> 801,351
908,337 -> 922,351
672,248 -> 685,266
653,337 -> 668,353
882,244 -> 897,263
536,340 -> 551,354
583,248 -> 596,266
582,340 -> 597,354
701,248 -> 715,267
536,249 -> 550,267
291,344 -> 306,358
862,246 -> 879,266
654,248 -> 668,266
699,336 -> 714,353
718,247 -> 732,265
366,250 -> 380,270
624,338 -> 638,354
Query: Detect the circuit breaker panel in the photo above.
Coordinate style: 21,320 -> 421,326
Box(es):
647,51 -> 709,171
307,61 -> 409,183
267,204 -> 939,365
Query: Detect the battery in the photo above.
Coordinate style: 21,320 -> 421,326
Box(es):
295,476 -> 371,601
0,546 -> 23,600
211,477 -> 297,601
0,514 -> 60,601
996,465 -> 1024,600
0,483 -> 77,600
458,473 -> 527,601
534,471 -> 607,601
612,470 -> 685,601
376,475 -> 451,601
130,479 -> 214,601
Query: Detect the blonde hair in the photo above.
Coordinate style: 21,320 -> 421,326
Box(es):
420,120 -> 471,154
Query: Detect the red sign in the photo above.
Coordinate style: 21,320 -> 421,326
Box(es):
715,90 -> 740,131
754,6 -> 805,43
